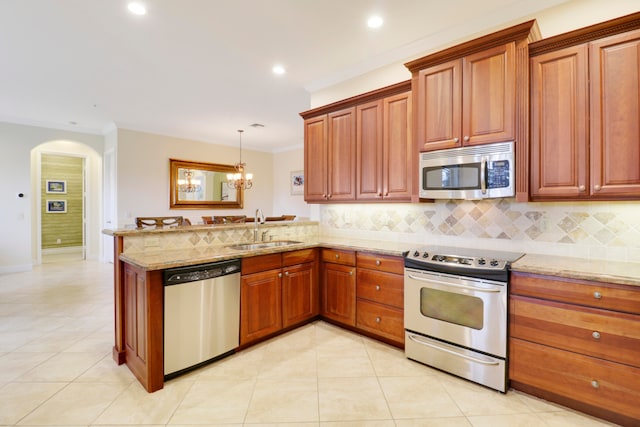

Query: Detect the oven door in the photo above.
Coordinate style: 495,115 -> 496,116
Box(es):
404,268 -> 507,357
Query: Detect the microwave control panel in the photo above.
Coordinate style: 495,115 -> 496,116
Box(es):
487,160 -> 510,189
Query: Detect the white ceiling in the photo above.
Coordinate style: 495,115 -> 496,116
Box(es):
0,0 -> 570,152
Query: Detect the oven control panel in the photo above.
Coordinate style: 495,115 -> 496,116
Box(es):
407,250 -> 508,270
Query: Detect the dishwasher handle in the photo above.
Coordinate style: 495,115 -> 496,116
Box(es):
164,259 -> 241,285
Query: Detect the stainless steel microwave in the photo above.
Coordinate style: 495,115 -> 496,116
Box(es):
419,141 -> 515,200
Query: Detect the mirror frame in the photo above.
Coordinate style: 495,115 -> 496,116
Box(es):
169,158 -> 244,209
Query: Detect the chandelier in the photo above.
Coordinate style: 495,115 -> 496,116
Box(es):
178,169 -> 201,193
227,129 -> 253,190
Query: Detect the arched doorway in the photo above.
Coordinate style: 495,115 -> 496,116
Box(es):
31,140 -> 103,265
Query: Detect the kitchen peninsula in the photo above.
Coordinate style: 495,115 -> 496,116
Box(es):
104,220 -> 408,392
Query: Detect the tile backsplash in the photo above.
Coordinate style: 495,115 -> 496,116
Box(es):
319,200 -> 640,262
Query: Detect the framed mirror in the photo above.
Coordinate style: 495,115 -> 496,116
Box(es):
169,159 -> 243,209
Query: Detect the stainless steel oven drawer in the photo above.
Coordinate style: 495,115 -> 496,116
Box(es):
405,331 -> 507,392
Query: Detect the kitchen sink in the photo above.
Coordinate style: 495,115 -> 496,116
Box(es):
226,240 -> 303,251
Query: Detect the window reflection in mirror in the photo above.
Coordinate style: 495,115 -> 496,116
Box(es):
170,159 -> 243,209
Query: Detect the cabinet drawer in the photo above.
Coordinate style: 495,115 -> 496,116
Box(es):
283,248 -> 317,267
242,253 -> 282,275
356,300 -> 404,343
356,252 -> 404,274
356,269 -> 403,308
510,338 -> 640,422
511,272 -> 640,314
511,295 -> 640,367
322,248 -> 356,266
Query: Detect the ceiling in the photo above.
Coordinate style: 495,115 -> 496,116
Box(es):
0,0 -> 570,152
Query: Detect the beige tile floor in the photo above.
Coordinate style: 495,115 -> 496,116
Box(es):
0,259 -> 621,426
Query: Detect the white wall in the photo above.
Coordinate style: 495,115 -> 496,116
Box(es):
115,128 -> 276,227
0,122 -> 103,274
272,147 -> 311,220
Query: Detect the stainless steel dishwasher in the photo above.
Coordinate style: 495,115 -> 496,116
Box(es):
163,259 -> 241,379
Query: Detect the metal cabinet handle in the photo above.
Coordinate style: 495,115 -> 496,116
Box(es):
594,291 -> 602,299
284,271 -> 289,276
591,380 -> 600,389
592,331 -> 601,340
375,260 -> 381,266
463,136 -> 470,142
579,185 -> 586,192
594,185 -> 601,191
453,137 -> 459,143
349,270 -> 353,276
375,317 -> 381,323
278,272 -> 282,278
375,285 -> 381,291
335,254 -> 340,259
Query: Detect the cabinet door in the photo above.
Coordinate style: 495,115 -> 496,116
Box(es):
383,91 -> 412,200
416,59 -> 462,151
322,262 -> 356,326
356,100 -> 383,200
530,45 -> 589,199
240,269 -> 282,345
590,29 -> 640,198
327,107 -> 356,201
282,262 -> 318,328
304,115 -> 328,202
463,42 -> 515,146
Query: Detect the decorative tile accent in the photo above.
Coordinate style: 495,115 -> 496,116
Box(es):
122,223 -> 319,255
319,201 -> 640,261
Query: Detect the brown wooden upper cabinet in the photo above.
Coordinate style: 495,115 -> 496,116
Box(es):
530,13 -> 640,201
412,43 -> 516,152
356,91 -> 412,201
303,108 -> 356,202
301,81 -> 413,203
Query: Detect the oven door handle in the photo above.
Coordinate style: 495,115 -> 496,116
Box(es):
407,333 -> 500,366
407,273 -> 501,293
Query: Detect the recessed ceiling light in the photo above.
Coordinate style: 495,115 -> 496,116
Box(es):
272,65 -> 286,75
127,2 -> 147,15
367,15 -> 383,29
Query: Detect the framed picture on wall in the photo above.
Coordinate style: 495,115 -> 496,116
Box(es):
290,171 -> 304,195
46,180 -> 66,193
46,200 -> 67,213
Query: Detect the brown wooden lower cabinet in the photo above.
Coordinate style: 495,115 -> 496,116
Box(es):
240,268 -> 283,345
510,338 -> 640,425
356,300 -> 403,343
509,271 -> 640,426
322,262 -> 356,326
122,263 -> 163,392
240,249 -> 319,346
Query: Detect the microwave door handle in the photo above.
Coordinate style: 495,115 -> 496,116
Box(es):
480,158 -> 487,195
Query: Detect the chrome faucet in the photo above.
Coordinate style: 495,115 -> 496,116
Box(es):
254,208 -> 265,241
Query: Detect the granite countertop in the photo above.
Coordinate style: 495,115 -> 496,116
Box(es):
103,220 -> 317,237
118,233 -> 640,287
119,237 -> 408,271
512,253 -> 640,287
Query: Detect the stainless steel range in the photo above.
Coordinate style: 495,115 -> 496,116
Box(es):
403,246 -> 523,392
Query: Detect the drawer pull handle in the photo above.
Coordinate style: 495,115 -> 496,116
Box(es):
335,254 -> 340,259
375,285 -> 381,291
591,380 -> 599,389
284,271 -> 289,277
278,272 -> 282,278
375,317 -> 381,323
594,291 -> 602,299
349,270 -> 353,276
375,260 -> 381,266
592,331 -> 601,340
